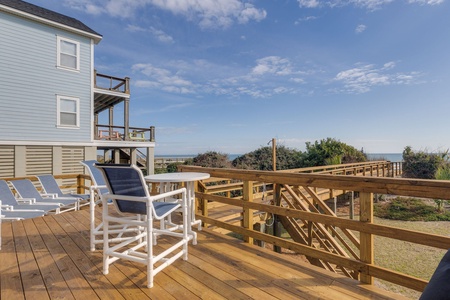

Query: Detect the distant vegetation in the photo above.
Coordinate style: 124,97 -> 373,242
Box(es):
402,146 -> 448,179
162,137 -> 367,172
374,197 -> 450,221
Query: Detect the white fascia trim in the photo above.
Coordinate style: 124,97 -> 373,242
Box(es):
94,88 -> 131,99
0,140 -> 156,148
0,5 -> 102,44
90,39 -> 95,142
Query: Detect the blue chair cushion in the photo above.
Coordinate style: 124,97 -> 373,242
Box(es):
420,249 -> 450,300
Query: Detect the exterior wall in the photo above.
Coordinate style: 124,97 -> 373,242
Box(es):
0,145 -> 96,178
0,10 -> 93,143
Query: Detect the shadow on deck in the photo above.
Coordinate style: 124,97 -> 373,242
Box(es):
0,208 -> 408,299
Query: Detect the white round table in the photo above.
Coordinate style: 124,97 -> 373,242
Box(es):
144,172 -> 210,243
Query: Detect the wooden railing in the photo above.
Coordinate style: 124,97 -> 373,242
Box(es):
94,72 -> 129,93
177,164 -> 450,292
95,124 -> 155,142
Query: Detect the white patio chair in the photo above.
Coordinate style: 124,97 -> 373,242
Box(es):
80,160 -> 142,251
96,163 -> 189,288
0,180 -> 61,214
9,179 -> 79,212
0,200 -> 46,250
36,174 -> 89,208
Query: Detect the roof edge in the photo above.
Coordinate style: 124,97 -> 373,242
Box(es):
0,4 -> 102,44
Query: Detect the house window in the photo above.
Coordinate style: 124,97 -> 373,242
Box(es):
57,36 -> 80,71
57,95 -> 79,128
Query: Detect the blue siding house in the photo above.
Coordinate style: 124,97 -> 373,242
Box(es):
0,0 -> 155,178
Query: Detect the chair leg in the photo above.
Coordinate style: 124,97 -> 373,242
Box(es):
147,213 -> 154,288
90,187 -> 96,251
103,207 -> 110,275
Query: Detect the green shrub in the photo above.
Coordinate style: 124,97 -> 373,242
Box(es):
374,197 -> 450,221
402,146 -> 447,179
232,145 -> 302,170
300,137 -> 366,167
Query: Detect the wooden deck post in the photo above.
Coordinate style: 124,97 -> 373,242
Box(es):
360,191 -> 374,284
242,180 -> 254,244
273,183 -> 282,253
77,174 -> 84,194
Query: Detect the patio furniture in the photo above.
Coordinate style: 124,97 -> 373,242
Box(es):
144,172 -> 210,245
0,180 -> 61,214
99,129 -> 120,140
0,200 -> 45,250
419,249 -> 450,300
80,160 -> 141,251
9,179 -> 79,212
96,163 -> 189,288
36,174 -> 89,208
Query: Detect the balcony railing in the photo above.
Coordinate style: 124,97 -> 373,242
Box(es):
95,124 -> 155,142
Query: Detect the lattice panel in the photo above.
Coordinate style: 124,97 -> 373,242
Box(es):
0,146 -> 14,178
26,146 -> 52,176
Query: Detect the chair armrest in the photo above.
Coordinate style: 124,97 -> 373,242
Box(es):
0,204 -> 13,210
16,197 -> 36,204
41,193 -> 58,199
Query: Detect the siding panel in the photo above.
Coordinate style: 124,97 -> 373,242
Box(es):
0,11 -> 93,142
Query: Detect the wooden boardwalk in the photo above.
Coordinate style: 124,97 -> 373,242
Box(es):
0,208 -> 409,299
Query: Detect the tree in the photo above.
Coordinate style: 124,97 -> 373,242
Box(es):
402,146 -> 447,179
186,151 -> 231,168
300,137 -> 366,167
232,145 -> 302,170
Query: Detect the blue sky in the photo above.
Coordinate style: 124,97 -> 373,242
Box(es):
28,0 -> 450,155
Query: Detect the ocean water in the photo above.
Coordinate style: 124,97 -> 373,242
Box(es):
156,153 -> 403,162
366,153 -> 403,162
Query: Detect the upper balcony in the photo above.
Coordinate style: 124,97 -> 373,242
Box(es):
93,71 -> 154,144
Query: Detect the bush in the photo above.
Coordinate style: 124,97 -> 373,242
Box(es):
300,137 -> 366,167
187,151 -> 231,168
374,197 -> 450,221
402,146 -> 447,179
232,145 -> 302,170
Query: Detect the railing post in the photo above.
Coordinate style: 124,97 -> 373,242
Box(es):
150,126 -> 155,142
77,174 -> 84,194
273,184 -> 282,253
360,191 -> 374,284
242,180 -> 254,244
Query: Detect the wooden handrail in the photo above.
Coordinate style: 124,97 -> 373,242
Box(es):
178,164 -> 450,292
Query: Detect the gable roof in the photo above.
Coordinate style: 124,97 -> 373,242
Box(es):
0,0 -> 102,43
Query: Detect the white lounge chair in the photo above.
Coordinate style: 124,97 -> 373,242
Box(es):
0,200 -> 46,251
0,180 -> 61,214
96,163 -> 189,288
9,179 -> 79,212
36,174 -> 89,208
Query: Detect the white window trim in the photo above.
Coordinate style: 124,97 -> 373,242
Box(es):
56,36 -> 80,72
56,95 -> 80,129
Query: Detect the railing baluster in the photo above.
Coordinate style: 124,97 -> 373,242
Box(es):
359,192 -> 374,284
242,180 -> 254,244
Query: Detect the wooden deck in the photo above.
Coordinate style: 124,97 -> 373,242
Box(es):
0,208 -> 410,299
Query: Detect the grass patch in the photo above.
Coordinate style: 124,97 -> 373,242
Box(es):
374,197 -> 450,221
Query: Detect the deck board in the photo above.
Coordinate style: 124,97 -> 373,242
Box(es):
1,209 -> 410,299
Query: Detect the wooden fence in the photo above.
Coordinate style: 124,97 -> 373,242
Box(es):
177,163 -> 450,292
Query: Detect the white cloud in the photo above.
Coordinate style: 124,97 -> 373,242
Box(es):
69,0 -> 267,29
149,27 -> 174,43
334,62 -> 422,93
296,0 -> 443,10
298,0 -> 321,8
408,0 -> 444,4
126,25 -> 174,43
132,63 -> 195,94
251,56 -> 293,76
355,24 -> 367,33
